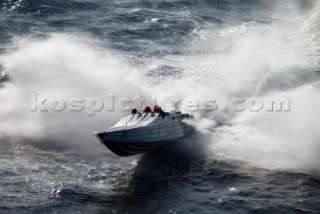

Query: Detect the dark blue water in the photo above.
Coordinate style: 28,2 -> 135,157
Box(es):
1,0 -> 320,213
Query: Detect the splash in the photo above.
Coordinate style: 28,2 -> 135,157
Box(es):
0,34 -> 146,152
142,0 -> 320,173
0,0 -> 319,173
186,1 -> 320,173
211,84 -> 320,174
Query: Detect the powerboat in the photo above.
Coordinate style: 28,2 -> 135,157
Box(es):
95,106 -> 193,156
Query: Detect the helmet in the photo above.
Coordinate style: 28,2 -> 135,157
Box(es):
154,105 -> 160,112
131,108 -> 138,114
144,106 -> 152,113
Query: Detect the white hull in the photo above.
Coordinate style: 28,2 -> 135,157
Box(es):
95,112 -> 192,156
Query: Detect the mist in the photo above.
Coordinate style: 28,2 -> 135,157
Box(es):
187,0 -> 320,174
0,34 -> 148,153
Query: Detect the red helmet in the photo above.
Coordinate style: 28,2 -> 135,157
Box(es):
154,105 -> 160,112
154,105 -> 162,112
131,108 -> 138,114
144,106 -> 152,113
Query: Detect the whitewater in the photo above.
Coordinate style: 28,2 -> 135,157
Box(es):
0,0 -> 319,213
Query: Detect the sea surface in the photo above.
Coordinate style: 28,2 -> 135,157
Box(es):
1,0 -> 320,213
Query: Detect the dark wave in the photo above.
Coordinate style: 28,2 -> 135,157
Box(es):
1,0 -> 320,213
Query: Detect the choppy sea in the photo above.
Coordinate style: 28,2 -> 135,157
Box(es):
1,0 -> 320,213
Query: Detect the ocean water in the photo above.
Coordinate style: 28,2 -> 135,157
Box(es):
1,0 -> 320,213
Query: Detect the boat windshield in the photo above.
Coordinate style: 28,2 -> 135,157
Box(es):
112,112 -> 160,128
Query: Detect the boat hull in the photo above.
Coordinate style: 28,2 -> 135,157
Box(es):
95,112 -> 193,156
98,137 -> 171,156
96,122 -> 192,156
